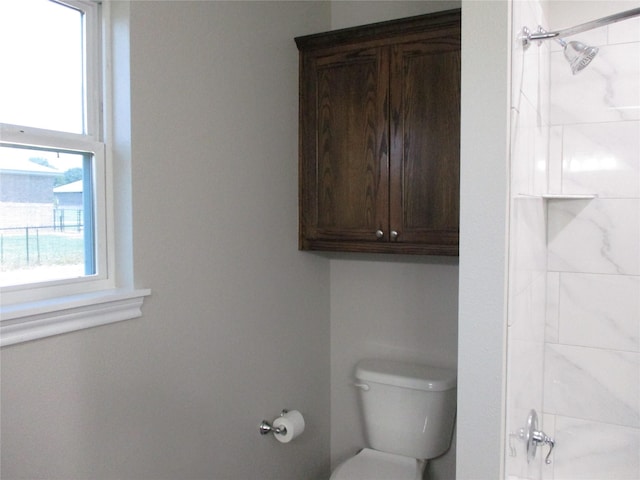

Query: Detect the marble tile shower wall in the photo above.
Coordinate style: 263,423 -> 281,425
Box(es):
506,1 -> 549,478
508,4 -> 639,479
543,15 -> 640,480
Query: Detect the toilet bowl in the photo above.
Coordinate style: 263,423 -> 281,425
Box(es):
329,359 -> 457,480
330,449 -> 425,480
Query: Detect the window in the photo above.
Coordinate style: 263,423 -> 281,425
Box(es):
0,0 -> 149,346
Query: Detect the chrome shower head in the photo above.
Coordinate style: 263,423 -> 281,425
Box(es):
519,6 -> 640,75
527,32 -> 599,75
562,40 -> 598,74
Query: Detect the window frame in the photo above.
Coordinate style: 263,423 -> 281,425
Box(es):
0,128 -> 110,298
0,0 -> 149,347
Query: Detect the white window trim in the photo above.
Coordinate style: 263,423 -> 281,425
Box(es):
0,0 -> 149,347
0,289 -> 150,347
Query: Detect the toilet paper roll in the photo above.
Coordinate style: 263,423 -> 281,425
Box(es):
272,410 -> 305,443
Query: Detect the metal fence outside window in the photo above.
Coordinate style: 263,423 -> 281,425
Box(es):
0,209 -> 84,269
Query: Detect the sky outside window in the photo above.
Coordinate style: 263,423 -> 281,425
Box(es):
0,0 -> 85,133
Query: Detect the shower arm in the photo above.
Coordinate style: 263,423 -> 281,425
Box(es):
527,7 -> 640,42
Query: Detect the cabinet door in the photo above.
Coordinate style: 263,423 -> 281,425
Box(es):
299,47 -> 390,248
389,31 -> 460,251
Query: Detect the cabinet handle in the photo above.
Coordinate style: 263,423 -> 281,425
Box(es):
375,229 -> 384,239
391,230 -> 399,240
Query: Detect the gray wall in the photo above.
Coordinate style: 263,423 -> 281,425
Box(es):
457,1 -> 510,478
329,256 -> 459,478
1,2 -> 332,479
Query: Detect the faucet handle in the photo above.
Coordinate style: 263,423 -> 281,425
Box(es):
524,409 -> 555,465
531,428 -> 555,464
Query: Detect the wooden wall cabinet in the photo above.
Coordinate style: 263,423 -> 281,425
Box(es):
295,10 -> 461,255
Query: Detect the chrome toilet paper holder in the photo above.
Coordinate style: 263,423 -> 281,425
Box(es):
259,409 -> 289,436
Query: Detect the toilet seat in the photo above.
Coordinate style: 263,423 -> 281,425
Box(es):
330,448 -> 425,480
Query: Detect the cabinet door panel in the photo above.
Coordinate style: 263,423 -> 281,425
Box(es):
390,34 -> 460,246
300,48 -> 389,245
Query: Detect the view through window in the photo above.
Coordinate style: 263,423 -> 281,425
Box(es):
0,146 -> 94,287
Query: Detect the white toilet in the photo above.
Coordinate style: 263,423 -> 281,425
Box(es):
330,359 -> 457,480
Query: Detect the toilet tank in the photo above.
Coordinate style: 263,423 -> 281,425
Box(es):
355,359 -> 457,460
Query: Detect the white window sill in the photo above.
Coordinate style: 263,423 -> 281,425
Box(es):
0,288 -> 151,347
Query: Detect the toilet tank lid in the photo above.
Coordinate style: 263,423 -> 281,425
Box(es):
355,359 -> 456,391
